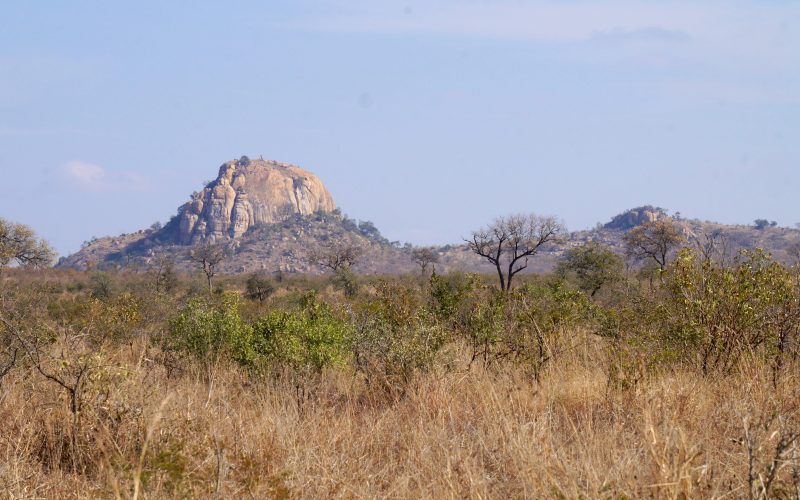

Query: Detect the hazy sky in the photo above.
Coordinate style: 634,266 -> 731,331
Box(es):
1,0 -> 798,256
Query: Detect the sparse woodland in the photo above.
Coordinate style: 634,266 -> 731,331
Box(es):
2,217 -> 800,498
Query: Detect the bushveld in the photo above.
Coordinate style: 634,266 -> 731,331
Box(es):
1,248 -> 800,499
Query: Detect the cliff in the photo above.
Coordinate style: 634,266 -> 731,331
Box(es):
165,157 -> 335,244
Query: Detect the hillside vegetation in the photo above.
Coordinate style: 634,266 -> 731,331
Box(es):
61,206 -> 800,280
3,242 -> 800,497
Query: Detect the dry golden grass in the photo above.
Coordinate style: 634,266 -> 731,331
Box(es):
1,332 -> 799,499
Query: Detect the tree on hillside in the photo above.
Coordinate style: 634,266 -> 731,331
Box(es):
466,213 -> 566,291
308,239 -> 363,273
754,219 -> 777,230
189,242 -> 227,293
557,242 -> 624,297
0,218 -> 55,269
690,229 -> 730,265
411,246 -> 439,275
308,239 -> 364,298
622,219 -> 684,271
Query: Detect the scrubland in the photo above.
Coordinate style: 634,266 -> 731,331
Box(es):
2,249 -> 800,498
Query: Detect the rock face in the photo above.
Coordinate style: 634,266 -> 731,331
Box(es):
604,205 -> 668,231
173,158 -> 336,243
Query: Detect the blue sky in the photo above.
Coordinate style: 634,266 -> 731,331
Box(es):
1,0 -> 798,256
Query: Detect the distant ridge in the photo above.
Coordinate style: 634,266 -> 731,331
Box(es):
57,159 -> 800,274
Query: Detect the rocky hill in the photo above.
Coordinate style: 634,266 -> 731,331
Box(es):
58,157 -> 415,274
58,160 -> 800,275
163,157 -> 335,244
566,206 -> 800,266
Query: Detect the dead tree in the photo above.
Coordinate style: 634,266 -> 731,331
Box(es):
189,242 -> 227,293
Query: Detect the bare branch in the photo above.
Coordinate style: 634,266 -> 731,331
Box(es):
466,214 -> 566,291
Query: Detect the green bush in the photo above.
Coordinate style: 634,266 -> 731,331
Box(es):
245,273 -> 275,303
428,271 -> 481,323
353,282 -> 447,390
460,280 -> 594,376
665,248 -> 800,375
251,293 -> 351,374
598,248 -> 800,380
165,293 -> 255,368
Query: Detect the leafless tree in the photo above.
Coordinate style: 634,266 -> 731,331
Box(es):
411,246 -> 439,275
150,252 -> 177,293
691,228 -> 731,266
466,213 -> 566,291
308,239 -> 363,273
189,242 -> 227,293
622,219 -> 685,271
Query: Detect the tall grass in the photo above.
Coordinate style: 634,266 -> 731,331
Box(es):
1,332 -> 798,498
2,259 -> 800,498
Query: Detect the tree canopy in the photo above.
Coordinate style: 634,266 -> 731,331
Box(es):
0,218 -> 55,269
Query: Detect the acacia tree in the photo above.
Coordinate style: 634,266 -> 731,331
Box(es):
308,239 -> 363,273
189,242 -> 227,293
0,218 -> 55,269
467,213 -> 565,291
245,272 -> 275,303
411,246 -> 439,275
308,239 -> 364,298
557,242 -> 624,297
622,219 -> 685,271
149,252 -> 177,293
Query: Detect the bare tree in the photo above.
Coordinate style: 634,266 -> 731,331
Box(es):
411,246 -> 439,275
308,239 -> 363,273
691,228 -> 731,265
189,242 -> 226,293
0,217 -> 55,269
622,219 -> 685,271
466,214 -> 566,291
150,252 -> 177,293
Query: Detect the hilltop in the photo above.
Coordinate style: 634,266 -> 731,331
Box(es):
58,160 -> 800,274
58,157 -> 415,274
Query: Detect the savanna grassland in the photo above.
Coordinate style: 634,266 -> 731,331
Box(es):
2,247 -> 800,499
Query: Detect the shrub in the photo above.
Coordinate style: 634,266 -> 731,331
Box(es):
557,242 -> 624,297
165,293 -> 255,369
353,282 -> 446,391
245,273 -> 275,303
251,293 -> 350,374
428,271 -> 480,323
331,268 -> 359,298
459,279 -> 594,377
666,248 -> 800,376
